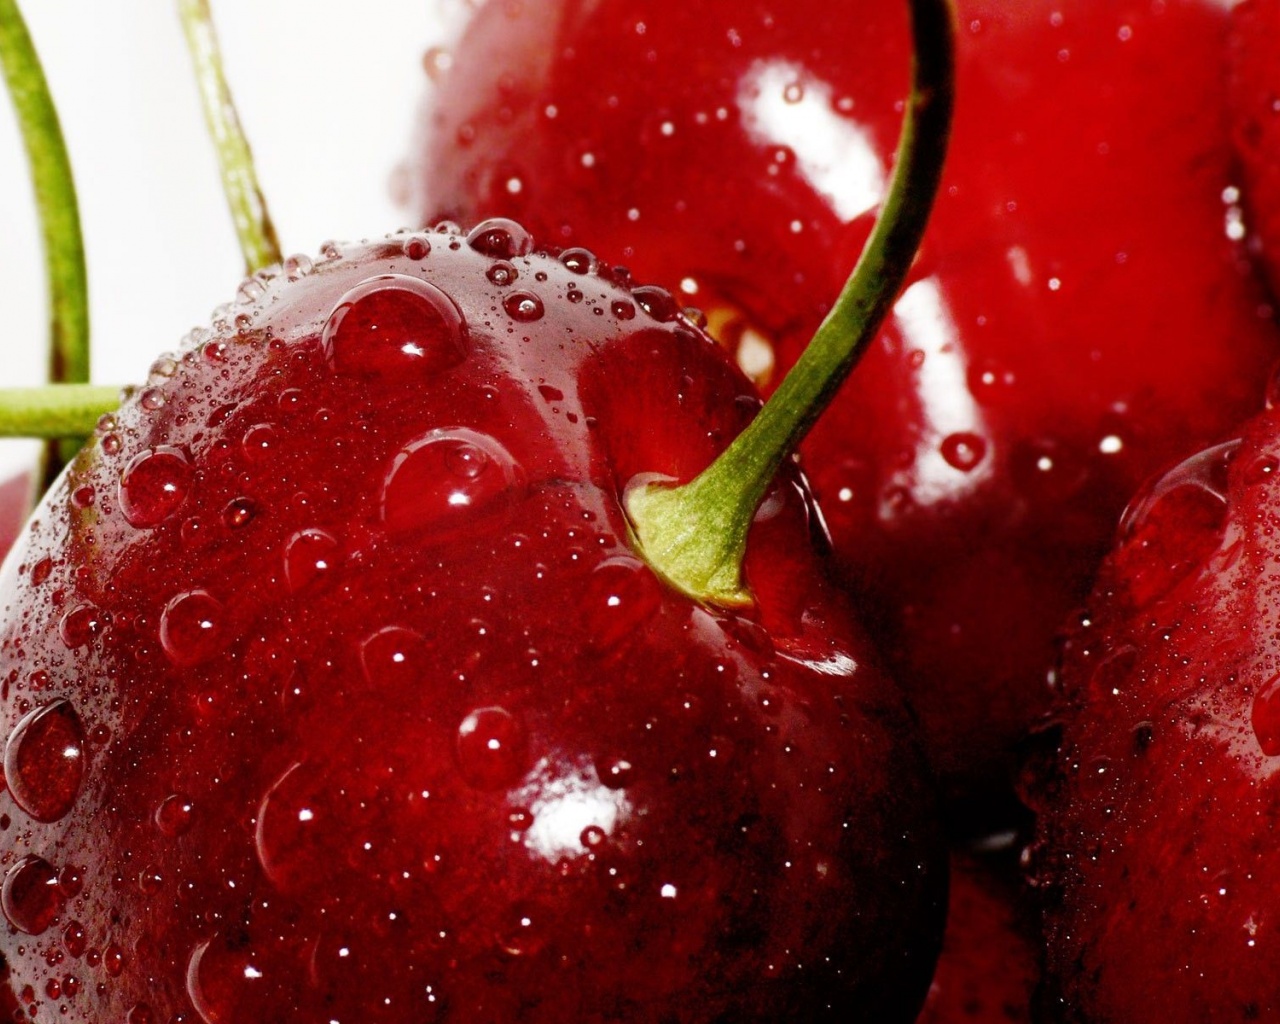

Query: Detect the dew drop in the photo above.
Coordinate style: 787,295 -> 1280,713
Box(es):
456,707 -> 527,789
160,590 -> 226,667
466,217 -> 534,258
323,274 -> 467,379
401,234 -> 432,260
487,260 -> 519,287
503,291 -> 545,322
360,626 -> 429,689
223,497 -> 257,529
59,604 -> 105,648
560,248 -> 598,275
283,528 -> 340,592
611,299 -> 636,320
632,285 -> 680,322
597,757 -> 636,790
940,431 -> 988,472
581,557 -> 664,651
4,700 -> 85,822
255,762 -> 324,891
495,902 -> 547,957
155,794 -> 195,837
283,253 -> 313,280
119,446 -> 193,528
1,856 -> 60,935
381,428 -> 526,537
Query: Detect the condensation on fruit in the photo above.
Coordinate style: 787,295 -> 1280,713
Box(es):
3,699 -> 85,823
323,274 -> 468,378
118,446 -> 194,528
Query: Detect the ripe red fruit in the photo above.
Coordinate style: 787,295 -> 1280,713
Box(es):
1229,0 -> 1280,300
917,852 -> 1038,1024
1034,404 -> 1280,1018
0,469 -> 31,565
0,224 -> 944,1021
410,0 -> 1280,793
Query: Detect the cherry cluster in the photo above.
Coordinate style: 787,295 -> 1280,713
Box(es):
0,0 -> 1278,1021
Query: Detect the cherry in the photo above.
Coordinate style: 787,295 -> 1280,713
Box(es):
0,469 -> 32,565
0,226 -> 946,1021
1032,405 -> 1280,1018
410,0 -> 1280,794
1229,0 -> 1280,300
918,852 -> 1039,1023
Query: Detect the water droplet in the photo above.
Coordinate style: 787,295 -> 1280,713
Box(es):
2,856 -> 60,935
560,248 -> 598,275
241,423 -> 278,462
283,528 -> 340,592
1114,441 -> 1237,607
255,762 -> 323,891
1244,454 -> 1279,485
466,217 -> 534,258
323,274 -> 467,379
456,707 -> 527,789
127,1003 -> 155,1024
4,700 -> 85,822
160,590 -> 226,666
940,431 -> 988,472
503,291 -> 545,322
611,299 -> 636,320
186,934 -> 274,1024
119,446 -> 193,528
381,428 -> 526,537
359,626 -> 428,689
632,285 -> 679,322
63,920 -> 86,957
283,253 -> 313,280
223,497 -> 256,529
155,794 -> 194,837
495,901 -> 547,956
487,260 -> 519,287
537,384 -> 564,404
580,825 -> 606,848
581,557 -> 664,651
597,757 -> 636,790
401,234 -> 431,261
59,604 -> 105,648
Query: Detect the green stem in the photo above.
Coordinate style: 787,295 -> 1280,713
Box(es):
0,0 -> 90,386
0,385 -> 120,439
178,0 -> 282,274
627,0 -> 956,607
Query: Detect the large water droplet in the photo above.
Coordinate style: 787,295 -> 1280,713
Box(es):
466,217 -> 534,258
4,700 -> 85,822
155,793 -> 195,836
360,626 -> 429,689
381,428 -> 526,537
323,274 -> 467,379
2,856 -> 60,935
255,762 -> 324,892
119,446 -> 193,528
632,285 -> 680,322
456,707 -> 526,789
503,291 -> 545,322
581,557 -> 664,651
160,590 -> 226,666
186,934 -> 275,1024
283,528 -> 340,592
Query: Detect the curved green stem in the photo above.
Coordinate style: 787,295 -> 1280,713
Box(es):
627,0 -> 956,607
178,0 -> 282,274
0,385 -> 120,439
0,0 -> 90,386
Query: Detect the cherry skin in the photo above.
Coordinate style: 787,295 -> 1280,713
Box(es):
0,224 -> 945,1022
409,0 -> 1280,796
1034,404 -> 1280,1019
1229,0 -> 1280,301
0,469 -> 31,566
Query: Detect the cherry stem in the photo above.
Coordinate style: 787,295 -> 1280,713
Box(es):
178,0 -> 282,275
0,0 -> 90,386
627,0 -> 956,608
0,385 -> 120,439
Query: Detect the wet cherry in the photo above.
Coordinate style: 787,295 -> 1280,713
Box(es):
0,227 -> 945,1021
410,0 -> 1280,795
1035,397 -> 1280,1018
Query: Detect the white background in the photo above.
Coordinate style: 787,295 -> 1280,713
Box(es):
0,0 -> 466,482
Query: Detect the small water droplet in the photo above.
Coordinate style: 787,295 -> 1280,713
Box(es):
597,756 -> 636,790
59,604 -> 105,648
487,260 -> 519,287
4,700 -> 85,822
466,217 -> 534,258
611,299 -> 636,320
119,446 -> 193,528
560,248 -> 598,275
323,274 -> 468,379
581,557 -> 664,651
223,497 -> 257,529
580,825 -> 607,848
283,253 -> 313,280
456,707 -> 526,789
940,431 -> 988,472
2,856 -> 60,935
255,762 -> 324,891
241,423 -> 278,462
503,291 -> 545,322
401,234 -> 431,260
160,590 -> 226,666
283,529 -> 340,592
495,902 -> 546,956
155,794 -> 195,836
631,285 -> 679,322
381,428 -> 526,537
359,626 -> 428,689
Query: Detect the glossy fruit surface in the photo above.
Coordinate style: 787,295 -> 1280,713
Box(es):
1035,403 -> 1280,1019
917,851 -> 1038,1024
0,225 -> 944,1021
0,470 -> 31,567
411,0 -> 1280,793
1230,0 -> 1280,301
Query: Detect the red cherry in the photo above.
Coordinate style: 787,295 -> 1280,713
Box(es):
0,227 -> 945,1021
1035,398 -> 1280,1016
411,0 -> 1280,793
1230,0 -> 1280,300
